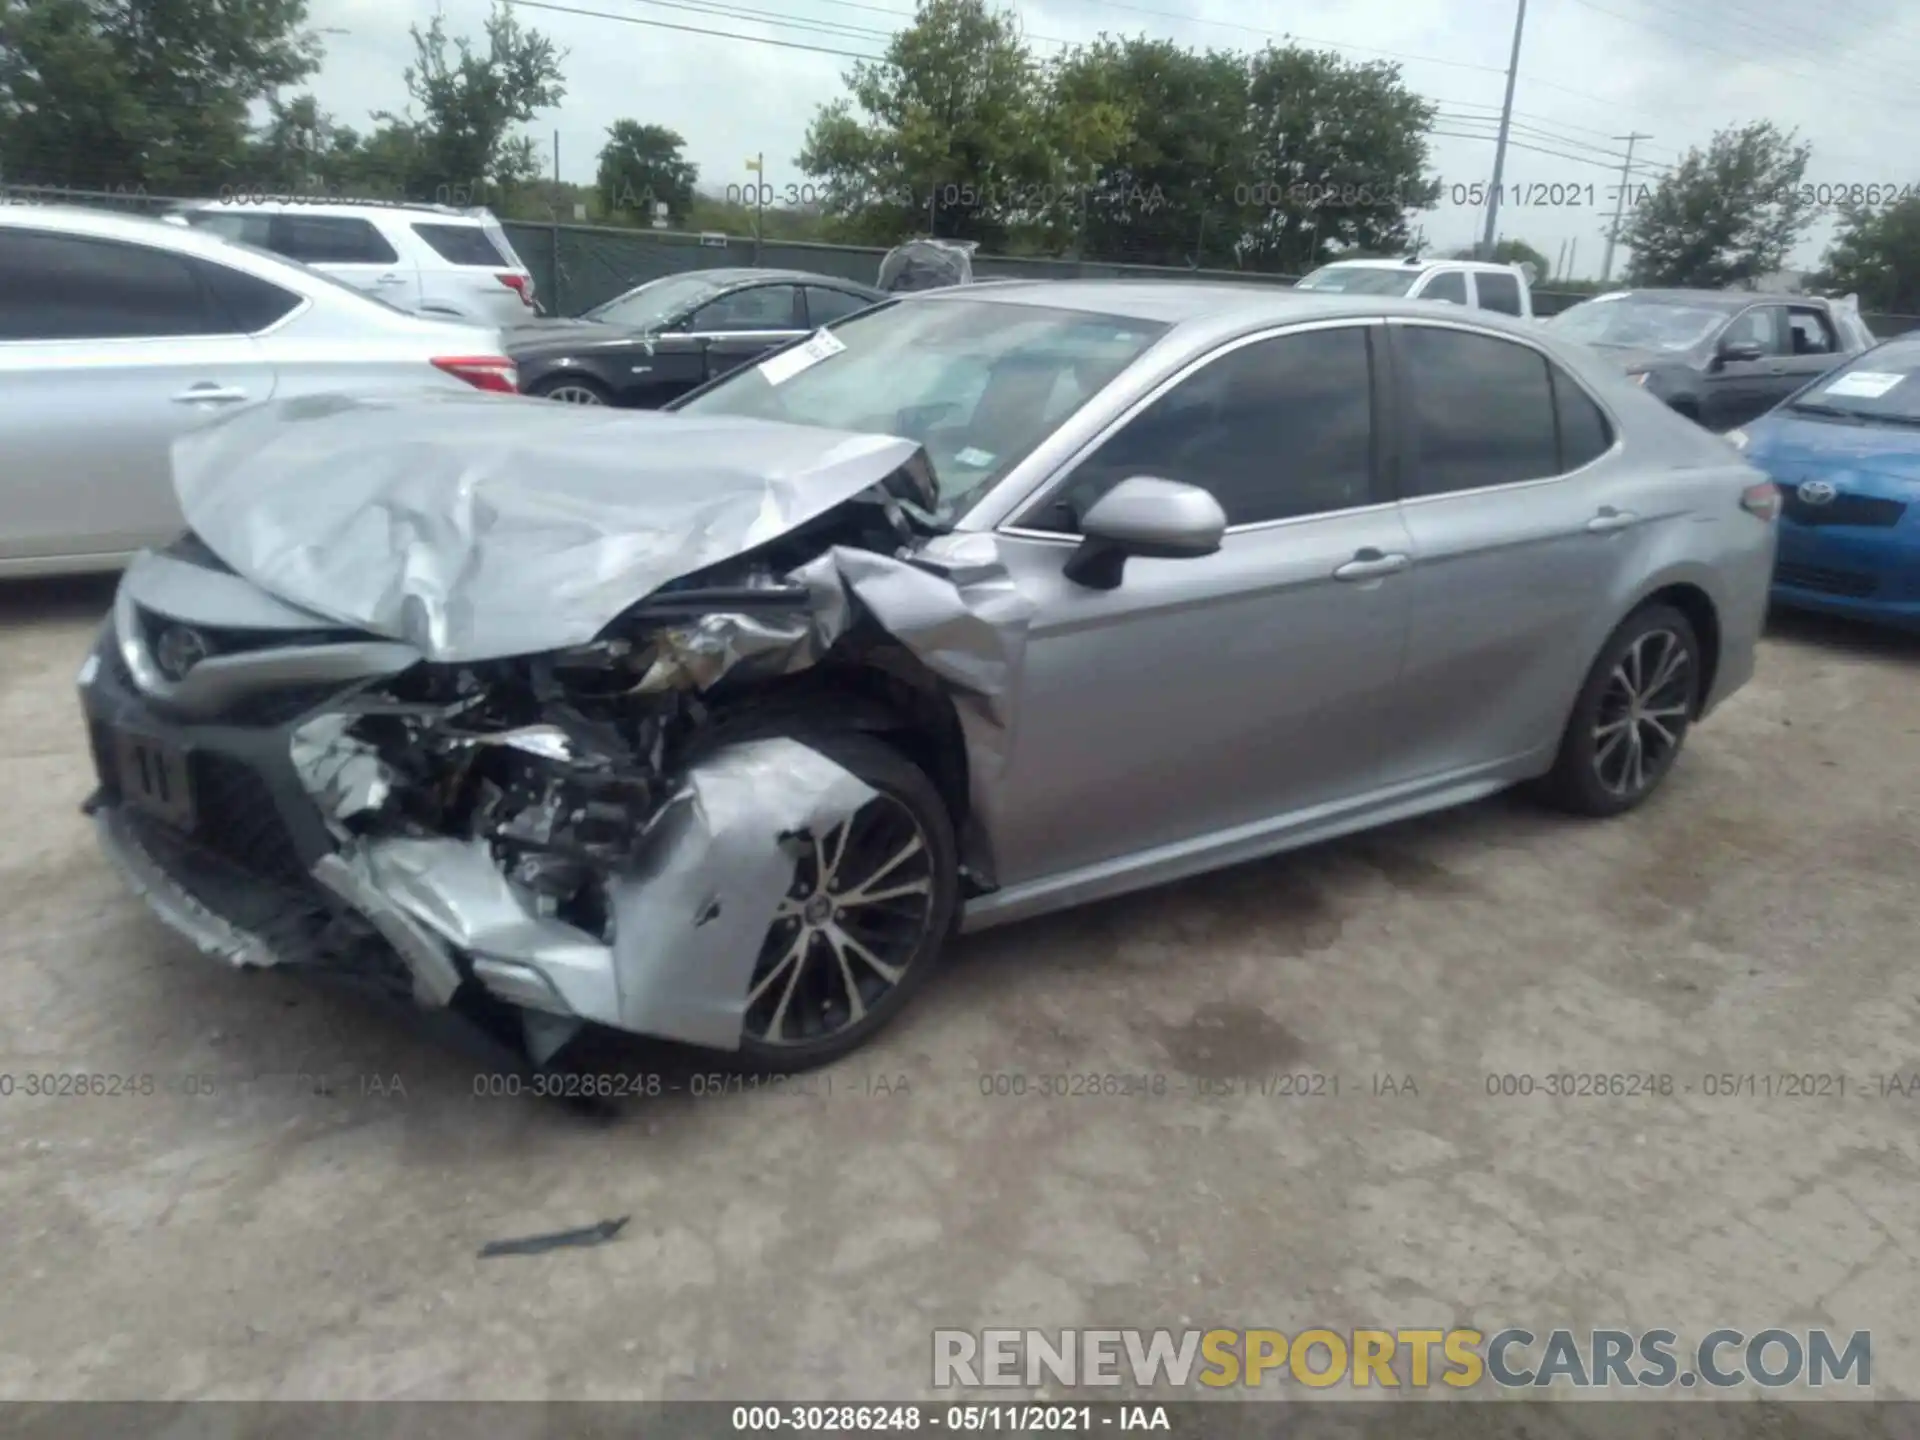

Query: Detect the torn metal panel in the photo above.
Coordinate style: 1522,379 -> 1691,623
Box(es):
605,738 -> 878,1050
345,836 -> 622,1026
172,390 -> 925,663
289,712 -> 395,828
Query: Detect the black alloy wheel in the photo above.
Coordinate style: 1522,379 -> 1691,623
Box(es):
1541,602 -> 1701,817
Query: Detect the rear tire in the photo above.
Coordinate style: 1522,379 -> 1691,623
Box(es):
532,375 -> 610,405
730,730 -> 958,1073
1538,603 -> 1701,818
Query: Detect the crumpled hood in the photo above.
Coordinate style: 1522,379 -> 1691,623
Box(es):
172,390 -> 925,662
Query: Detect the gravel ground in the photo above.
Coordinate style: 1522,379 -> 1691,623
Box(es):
0,576 -> 1915,1406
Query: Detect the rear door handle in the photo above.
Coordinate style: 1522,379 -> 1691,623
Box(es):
376,273 -> 406,286
1586,507 -> 1639,533
171,385 -> 249,405
1333,549 -> 1410,581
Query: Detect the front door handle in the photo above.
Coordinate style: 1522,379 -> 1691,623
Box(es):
1333,548 -> 1410,581
1586,507 -> 1639,533
376,273 -> 406,285
171,385 -> 249,405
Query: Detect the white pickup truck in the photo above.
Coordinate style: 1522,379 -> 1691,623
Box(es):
1292,256 -> 1536,319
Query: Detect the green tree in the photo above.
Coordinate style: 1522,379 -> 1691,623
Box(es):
0,0 -> 319,191
377,1 -> 566,205
1618,121 -> 1815,288
1813,196 -> 1920,314
1232,46 -> 1435,271
1046,38 -> 1241,265
798,0 -> 1060,248
596,121 -> 698,223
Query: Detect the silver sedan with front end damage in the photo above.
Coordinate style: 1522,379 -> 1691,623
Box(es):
78,282 -> 1780,1072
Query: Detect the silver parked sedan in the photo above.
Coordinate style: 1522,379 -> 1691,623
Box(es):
78,282 -> 1778,1075
0,205 -> 519,577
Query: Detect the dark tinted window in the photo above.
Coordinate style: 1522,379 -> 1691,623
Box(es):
1551,364 -> 1613,469
1399,326 -> 1558,495
689,284 -> 801,331
1050,326 -> 1376,528
268,214 -> 399,264
1477,271 -> 1522,315
195,259 -> 302,332
412,222 -> 509,266
0,230 -> 225,340
805,286 -> 873,326
1787,307 -> 1837,355
1422,270 -> 1468,305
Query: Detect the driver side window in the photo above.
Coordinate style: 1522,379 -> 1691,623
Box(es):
1025,325 -> 1378,532
1721,306 -> 1786,356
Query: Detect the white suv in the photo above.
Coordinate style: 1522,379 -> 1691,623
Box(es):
1293,256 -> 1536,319
171,200 -> 538,325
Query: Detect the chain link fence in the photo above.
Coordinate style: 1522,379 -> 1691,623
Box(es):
5,182 -> 1917,336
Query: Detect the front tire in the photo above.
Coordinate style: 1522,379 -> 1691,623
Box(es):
733,732 -> 958,1073
1539,603 -> 1701,817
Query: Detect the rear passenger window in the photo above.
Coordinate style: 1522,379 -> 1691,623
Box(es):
412,223 -> 511,266
1477,272 -> 1522,316
1421,271 -> 1468,305
805,286 -> 872,326
195,260 -> 302,332
268,215 -> 399,264
0,230 -> 227,340
1551,364 -> 1614,470
1399,326 -> 1557,495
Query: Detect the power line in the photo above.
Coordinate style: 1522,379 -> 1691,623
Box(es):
504,0 -> 889,60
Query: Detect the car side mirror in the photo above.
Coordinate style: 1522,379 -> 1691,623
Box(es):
1717,339 -> 1765,366
1063,476 -> 1227,590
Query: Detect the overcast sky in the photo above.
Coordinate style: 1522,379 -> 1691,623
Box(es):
303,0 -> 1919,280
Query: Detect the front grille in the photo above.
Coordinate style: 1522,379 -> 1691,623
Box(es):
188,752 -> 312,885
1775,561 -> 1880,598
1780,491 -> 1907,528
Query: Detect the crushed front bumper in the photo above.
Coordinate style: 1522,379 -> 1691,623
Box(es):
79,620 -> 883,1060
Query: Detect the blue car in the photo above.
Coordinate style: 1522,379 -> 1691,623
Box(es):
1729,336 -> 1920,631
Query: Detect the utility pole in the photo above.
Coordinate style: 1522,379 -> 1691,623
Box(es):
1479,0 -> 1527,260
1600,132 -> 1650,284
745,153 -> 764,262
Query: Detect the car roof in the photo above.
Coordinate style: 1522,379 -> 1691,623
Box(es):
1312,257 -> 1521,274
685,267 -> 882,292
1599,288 -> 1827,308
0,202 -> 277,259
174,197 -> 493,224
901,278 -> 1547,334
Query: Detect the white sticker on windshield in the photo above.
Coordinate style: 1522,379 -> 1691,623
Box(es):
955,447 -> 995,467
757,328 -> 846,387
1822,371 -> 1906,399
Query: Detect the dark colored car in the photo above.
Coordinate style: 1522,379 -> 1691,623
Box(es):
1546,289 -> 1875,433
1730,336 -> 1920,631
509,268 -> 886,407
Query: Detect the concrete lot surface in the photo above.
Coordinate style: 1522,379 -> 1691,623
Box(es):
0,577 -> 1916,1405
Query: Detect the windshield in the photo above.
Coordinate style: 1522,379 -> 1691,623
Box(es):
1548,296 -> 1727,352
1294,265 -> 1419,296
1787,341 -> 1920,423
675,297 -> 1170,517
586,273 -> 728,328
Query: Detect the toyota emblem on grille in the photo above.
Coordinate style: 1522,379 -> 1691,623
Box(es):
1796,479 -> 1838,506
153,624 -> 212,681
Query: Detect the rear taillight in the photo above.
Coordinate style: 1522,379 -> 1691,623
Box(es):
1740,481 -> 1782,521
497,272 -> 535,307
432,355 -> 518,393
